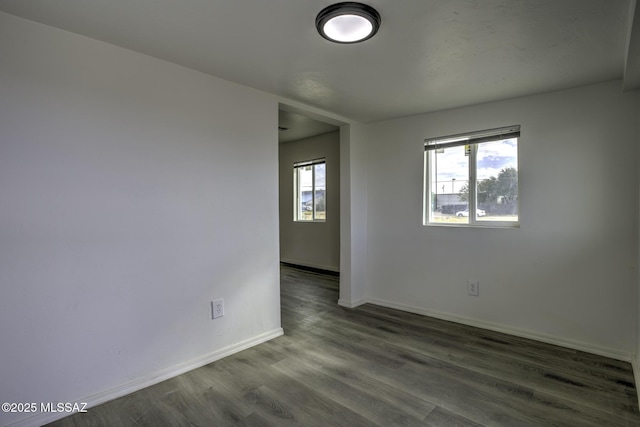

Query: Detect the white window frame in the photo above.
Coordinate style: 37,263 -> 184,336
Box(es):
423,126 -> 520,228
293,158 -> 326,222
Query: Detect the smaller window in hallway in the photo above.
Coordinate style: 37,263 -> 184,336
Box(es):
294,159 -> 326,222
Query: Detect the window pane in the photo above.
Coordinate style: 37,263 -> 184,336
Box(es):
293,160 -> 326,222
314,163 -> 326,220
297,165 -> 313,221
476,138 -> 518,222
429,145 -> 469,224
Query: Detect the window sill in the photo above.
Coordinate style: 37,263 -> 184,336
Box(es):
426,221 -> 519,229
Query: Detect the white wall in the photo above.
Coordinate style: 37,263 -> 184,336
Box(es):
339,123 -> 369,307
0,13 -> 281,427
279,131 -> 340,271
363,81 -> 639,359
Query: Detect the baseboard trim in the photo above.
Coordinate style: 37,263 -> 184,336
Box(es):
366,297 -> 632,362
280,259 -> 339,275
6,328 -> 284,427
338,297 -> 366,308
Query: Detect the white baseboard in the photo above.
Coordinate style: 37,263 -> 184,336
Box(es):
5,328 -> 284,427
338,297 -> 366,308
366,297 -> 632,362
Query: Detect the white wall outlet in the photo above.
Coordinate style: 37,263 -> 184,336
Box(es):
468,280 -> 479,296
211,299 -> 224,319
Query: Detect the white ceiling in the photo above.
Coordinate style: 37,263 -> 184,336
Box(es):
278,110 -> 339,144
1,0 -> 638,128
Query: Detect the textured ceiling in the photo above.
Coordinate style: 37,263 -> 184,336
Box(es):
278,110 -> 338,144
0,0 -> 636,124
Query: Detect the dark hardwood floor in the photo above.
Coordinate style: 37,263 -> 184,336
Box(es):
48,265 -> 640,426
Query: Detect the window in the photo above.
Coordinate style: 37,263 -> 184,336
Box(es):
424,126 -> 519,227
294,159 -> 326,221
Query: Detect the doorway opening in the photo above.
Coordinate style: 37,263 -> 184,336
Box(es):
277,104 -> 343,277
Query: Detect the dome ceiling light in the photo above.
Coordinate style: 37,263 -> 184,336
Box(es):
315,2 -> 381,44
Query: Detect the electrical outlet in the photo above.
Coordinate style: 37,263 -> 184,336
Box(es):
211,299 -> 224,319
467,280 -> 479,296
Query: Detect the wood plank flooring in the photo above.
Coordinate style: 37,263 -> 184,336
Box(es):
47,265 -> 640,426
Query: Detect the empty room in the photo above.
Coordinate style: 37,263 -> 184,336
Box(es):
1,1 -> 640,426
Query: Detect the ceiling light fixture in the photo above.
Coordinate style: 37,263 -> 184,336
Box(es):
316,2 -> 381,44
